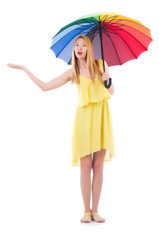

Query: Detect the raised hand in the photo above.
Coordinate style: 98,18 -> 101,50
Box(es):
7,63 -> 25,71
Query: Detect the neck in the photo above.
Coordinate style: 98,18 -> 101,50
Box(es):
78,59 -> 87,69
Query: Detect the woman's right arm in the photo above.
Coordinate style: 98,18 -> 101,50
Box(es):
43,68 -> 72,91
7,63 -> 72,91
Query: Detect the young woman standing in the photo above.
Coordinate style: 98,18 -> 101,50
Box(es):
7,35 -> 114,223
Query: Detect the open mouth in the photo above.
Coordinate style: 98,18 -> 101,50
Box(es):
78,51 -> 83,55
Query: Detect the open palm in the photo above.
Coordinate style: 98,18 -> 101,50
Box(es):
7,63 -> 24,70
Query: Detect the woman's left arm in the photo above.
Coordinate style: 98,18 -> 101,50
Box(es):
102,61 -> 114,95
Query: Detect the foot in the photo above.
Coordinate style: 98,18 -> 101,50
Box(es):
80,212 -> 91,223
91,212 -> 105,223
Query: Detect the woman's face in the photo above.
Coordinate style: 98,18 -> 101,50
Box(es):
74,38 -> 87,60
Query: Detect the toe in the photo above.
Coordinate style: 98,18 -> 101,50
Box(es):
92,214 -> 105,222
81,214 -> 91,223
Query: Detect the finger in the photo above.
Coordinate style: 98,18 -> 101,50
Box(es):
7,64 -> 16,68
7,63 -> 13,67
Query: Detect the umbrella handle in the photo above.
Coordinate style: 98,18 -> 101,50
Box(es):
104,78 -> 112,89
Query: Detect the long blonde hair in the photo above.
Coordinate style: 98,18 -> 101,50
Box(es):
71,35 -> 103,84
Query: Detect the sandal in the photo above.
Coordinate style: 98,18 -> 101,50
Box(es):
91,212 -> 105,223
80,212 -> 91,223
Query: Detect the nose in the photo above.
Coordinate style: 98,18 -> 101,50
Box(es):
78,45 -> 83,50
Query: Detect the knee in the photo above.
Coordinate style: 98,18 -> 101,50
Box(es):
93,161 -> 103,175
81,161 -> 92,174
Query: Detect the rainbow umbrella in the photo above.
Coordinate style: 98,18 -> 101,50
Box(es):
50,12 -> 152,71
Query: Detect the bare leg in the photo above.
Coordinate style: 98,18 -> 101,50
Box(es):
91,148 -> 106,222
80,153 -> 92,222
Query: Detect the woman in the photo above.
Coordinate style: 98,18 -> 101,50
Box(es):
7,35 -> 115,223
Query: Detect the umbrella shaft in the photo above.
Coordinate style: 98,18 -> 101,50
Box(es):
99,21 -> 105,72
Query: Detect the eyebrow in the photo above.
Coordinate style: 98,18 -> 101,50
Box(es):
75,42 -> 86,45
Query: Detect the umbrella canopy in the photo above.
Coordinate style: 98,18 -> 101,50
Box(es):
50,12 -> 152,70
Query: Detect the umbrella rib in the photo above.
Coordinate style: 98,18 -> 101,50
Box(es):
103,28 -> 137,59
114,25 -> 148,51
82,17 -> 97,23
99,15 -> 151,34
68,55 -> 72,65
51,24 -> 96,50
109,17 -> 151,31
102,29 -> 122,65
116,24 -> 152,40
104,23 -> 149,57
86,25 -> 99,41
106,19 -> 152,40
73,17 -> 98,28
103,15 -> 120,26
103,16 -> 152,48
92,30 -> 99,40
55,25 -> 96,58
54,18 -> 97,37
118,18 -> 150,31
100,15 -> 108,22
74,18 -> 99,35
77,21 -> 96,28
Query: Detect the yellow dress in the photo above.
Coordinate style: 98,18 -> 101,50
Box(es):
72,59 -> 114,166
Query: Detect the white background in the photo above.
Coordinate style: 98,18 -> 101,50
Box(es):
0,0 -> 159,239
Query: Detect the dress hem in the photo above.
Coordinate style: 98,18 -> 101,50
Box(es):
71,146 -> 114,166
71,159 -> 112,167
